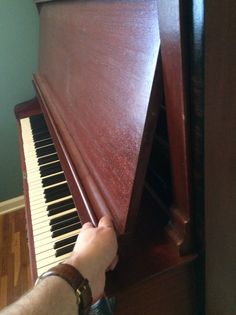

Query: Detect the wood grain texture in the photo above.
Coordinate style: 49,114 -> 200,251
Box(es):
14,1 -> 202,313
0,210 -> 31,310
36,0 -> 161,234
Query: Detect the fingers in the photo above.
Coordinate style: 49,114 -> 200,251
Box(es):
82,222 -> 94,230
98,216 -> 114,229
82,216 -> 115,231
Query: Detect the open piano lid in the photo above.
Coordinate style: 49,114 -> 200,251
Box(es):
33,0 -> 161,235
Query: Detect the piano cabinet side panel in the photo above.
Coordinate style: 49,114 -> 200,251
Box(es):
157,0 -> 192,254
14,98 -> 42,120
16,117 -> 38,282
111,261 -> 196,315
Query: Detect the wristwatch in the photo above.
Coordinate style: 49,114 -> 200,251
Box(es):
35,263 -> 92,315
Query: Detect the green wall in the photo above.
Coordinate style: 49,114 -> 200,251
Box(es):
0,0 -> 39,201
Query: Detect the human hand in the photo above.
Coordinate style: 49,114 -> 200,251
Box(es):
64,216 -> 118,302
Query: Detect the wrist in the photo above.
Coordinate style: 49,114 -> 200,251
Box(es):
64,254 -> 105,302
36,263 -> 92,314
64,254 -> 92,283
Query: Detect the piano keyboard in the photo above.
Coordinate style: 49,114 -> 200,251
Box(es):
20,114 -> 82,276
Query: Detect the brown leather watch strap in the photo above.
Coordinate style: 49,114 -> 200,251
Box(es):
36,263 -> 92,315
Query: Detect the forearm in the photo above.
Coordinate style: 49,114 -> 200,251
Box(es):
1,276 -> 78,315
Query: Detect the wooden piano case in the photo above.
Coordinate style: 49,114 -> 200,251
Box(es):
16,0 -> 205,314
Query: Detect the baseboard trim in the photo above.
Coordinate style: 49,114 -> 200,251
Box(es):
0,196 -> 25,215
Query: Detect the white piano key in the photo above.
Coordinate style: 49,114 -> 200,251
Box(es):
36,248 -> 57,261
34,241 -> 56,255
21,116 -> 81,276
29,196 -> 72,211
32,207 -> 76,224
37,258 -> 69,276
34,229 -> 80,249
32,209 -> 77,228
36,252 -> 71,270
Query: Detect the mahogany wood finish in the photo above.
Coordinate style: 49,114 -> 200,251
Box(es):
14,98 -> 41,119
111,263 -> 196,315
157,0 -> 192,255
15,0 -> 203,314
35,0 -> 161,234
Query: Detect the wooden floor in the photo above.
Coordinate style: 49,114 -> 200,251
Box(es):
0,209 -> 32,310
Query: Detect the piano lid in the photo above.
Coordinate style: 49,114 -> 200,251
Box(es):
34,0 -> 161,234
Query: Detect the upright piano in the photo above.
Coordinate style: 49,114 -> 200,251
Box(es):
15,1 -> 205,314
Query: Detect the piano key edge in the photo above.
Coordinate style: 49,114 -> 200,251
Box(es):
15,105 -> 39,282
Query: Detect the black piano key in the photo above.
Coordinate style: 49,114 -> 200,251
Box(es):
54,235 -> 78,250
30,115 -> 47,132
40,161 -> 62,177
44,182 -> 68,196
52,222 -> 81,238
32,127 -> 48,136
45,185 -> 69,202
32,128 -> 49,138
33,131 -> 50,142
40,163 -> 62,177
42,173 -> 65,187
36,144 -> 56,158
51,216 -> 80,232
47,200 -> 74,216
30,114 -> 46,126
47,197 -> 74,211
45,188 -> 69,201
49,210 -> 78,226
55,243 -> 75,257
45,186 -> 70,203
40,161 -> 61,175
34,138 -> 53,149
38,153 -> 58,166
